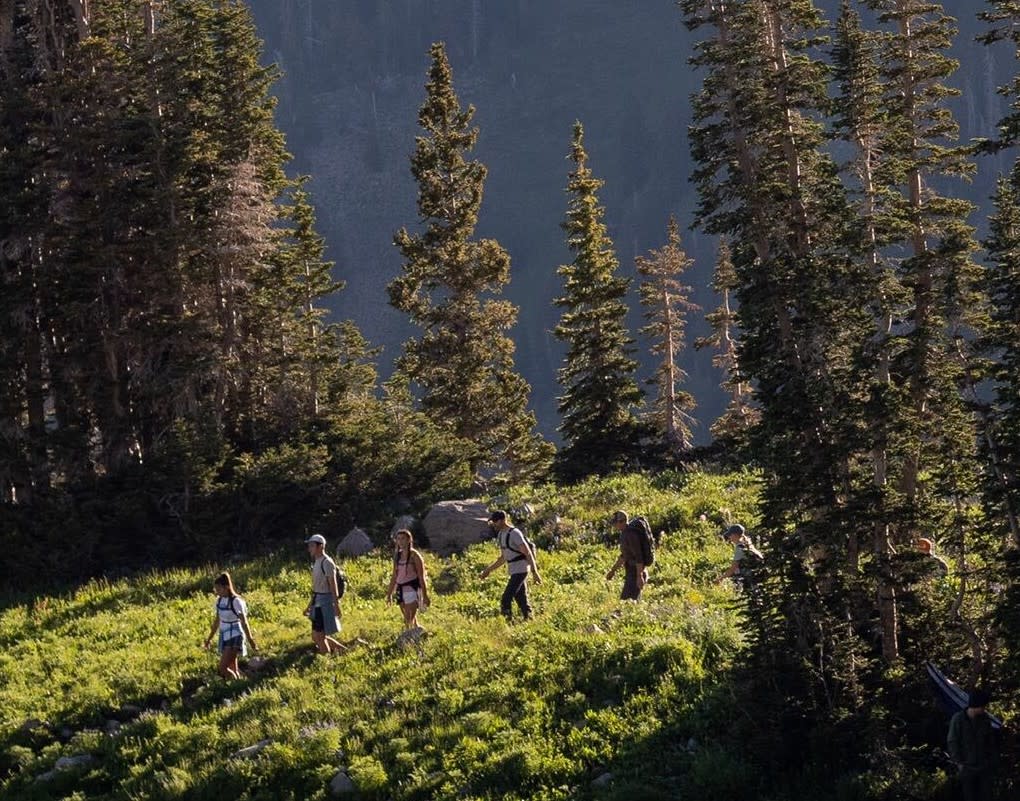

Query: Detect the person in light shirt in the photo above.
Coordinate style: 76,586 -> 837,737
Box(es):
304,534 -> 345,654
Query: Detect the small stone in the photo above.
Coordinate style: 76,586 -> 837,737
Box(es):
229,739 -> 272,760
246,655 -> 268,671
329,770 -> 357,796
584,623 -> 604,635
104,719 -> 121,734
58,727 -> 75,741
591,772 -> 614,788
686,737 -> 698,752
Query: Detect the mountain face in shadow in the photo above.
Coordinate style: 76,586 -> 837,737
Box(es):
248,0 -> 1012,442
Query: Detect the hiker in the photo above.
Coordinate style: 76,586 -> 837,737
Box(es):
606,510 -> 653,600
203,571 -> 258,680
479,510 -> 542,621
716,523 -> 764,588
303,534 -> 345,654
915,537 -> 949,577
386,528 -> 429,631
947,688 -> 999,801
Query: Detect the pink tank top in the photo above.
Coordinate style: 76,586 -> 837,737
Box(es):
395,552 -> 418,584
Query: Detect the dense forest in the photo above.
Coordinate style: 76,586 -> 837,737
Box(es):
1,0 -> 1019,798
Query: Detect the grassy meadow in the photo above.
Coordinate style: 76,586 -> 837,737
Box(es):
0,471 -> 762,801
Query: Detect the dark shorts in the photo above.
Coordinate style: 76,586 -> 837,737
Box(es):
221,635 -> 243,651
311,607 -> 327,632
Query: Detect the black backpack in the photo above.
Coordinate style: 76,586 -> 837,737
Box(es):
629,517 -> 656,566
501,527 -> 537,563
321,559 -> 348,599
738,546 -> 766,585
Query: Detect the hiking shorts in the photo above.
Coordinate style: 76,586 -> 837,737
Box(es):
311,595 -> 341,635
396,584 -> 420,606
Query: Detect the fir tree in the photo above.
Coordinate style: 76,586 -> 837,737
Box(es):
553,122 -> 644,483
389,43 -> 551,484
694,239 -> 758,445
635,215 -> 699,456
855,0 -> 984,662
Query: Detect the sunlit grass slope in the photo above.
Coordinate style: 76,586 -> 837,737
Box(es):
0,470 -> 760,801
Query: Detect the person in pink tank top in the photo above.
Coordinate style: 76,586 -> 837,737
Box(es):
386,529 -> 429,630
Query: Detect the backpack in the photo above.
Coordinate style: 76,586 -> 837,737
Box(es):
501,527 -> 537,564
629,516 -> 655,566
321,559 -> 348,599
738,546 -> 766,585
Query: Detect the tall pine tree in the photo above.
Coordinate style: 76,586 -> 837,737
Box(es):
635,215 -> 699,457
552,122 -> 644,483
389,43 -> 551,485
694,239 -> 758,446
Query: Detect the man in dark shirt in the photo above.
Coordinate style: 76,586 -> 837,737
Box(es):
947,689 -> 998,801
606,510 -> 650,600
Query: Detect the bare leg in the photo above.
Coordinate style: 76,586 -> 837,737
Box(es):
218,647 -> 241,679
399,602 -> 417,629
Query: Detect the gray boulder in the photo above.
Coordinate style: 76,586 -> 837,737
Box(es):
336,527 -> 373,557
329,770 -> 357,796
422,499 -> 489,555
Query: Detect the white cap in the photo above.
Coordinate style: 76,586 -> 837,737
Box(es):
304,534 -> 327,546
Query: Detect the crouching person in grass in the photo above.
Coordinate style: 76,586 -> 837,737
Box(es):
479,510 -> 541,622
304,534 -> 346,655
387,529 -> 429,630
204,572 -> 258,680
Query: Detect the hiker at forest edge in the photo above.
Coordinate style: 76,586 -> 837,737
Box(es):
203,571 -> 258,680
716,523 -> 764,587
479,510 -> 542,621
304,534 -> 345,654
386,528 -> 430,631
947,688 -> 999,801
606,510 -> 652,600
915,537 -> 950,577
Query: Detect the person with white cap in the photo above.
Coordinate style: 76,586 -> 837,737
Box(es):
304,534 -> 345,654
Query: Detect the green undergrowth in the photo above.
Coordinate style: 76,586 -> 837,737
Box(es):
0,470 -> 761,801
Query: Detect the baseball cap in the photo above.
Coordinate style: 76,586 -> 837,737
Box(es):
967,688 -> 991,709
722,523 -> 745,538
488,510 -> 507,523
304,534 -> 327,546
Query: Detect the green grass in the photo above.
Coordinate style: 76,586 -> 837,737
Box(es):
0,470 -> 760,801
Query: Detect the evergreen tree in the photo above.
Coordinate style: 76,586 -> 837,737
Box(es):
553,122 -> 644,483
694,239 -> 758,445
978,1 -> 1020,549
389,43 -> 551,485
979,2 -> 1020,721
682,0 -> 878,772
635,215 -> 699,456
855,0 -> 984,662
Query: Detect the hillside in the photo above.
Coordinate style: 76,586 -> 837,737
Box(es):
0,473 -> 773,801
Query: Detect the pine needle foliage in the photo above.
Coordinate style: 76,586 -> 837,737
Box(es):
636,216 -> 699,458
693,240 -> 758,448
553,122 -> 646,484
389,43 -> 552,487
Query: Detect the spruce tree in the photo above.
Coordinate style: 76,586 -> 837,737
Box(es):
389,43 -> 551,484
854,0 -> 985,662
635,215 -> 699,456
552,122 -> 644,483
682,0 -> 878,767
694,240 -> 758,446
